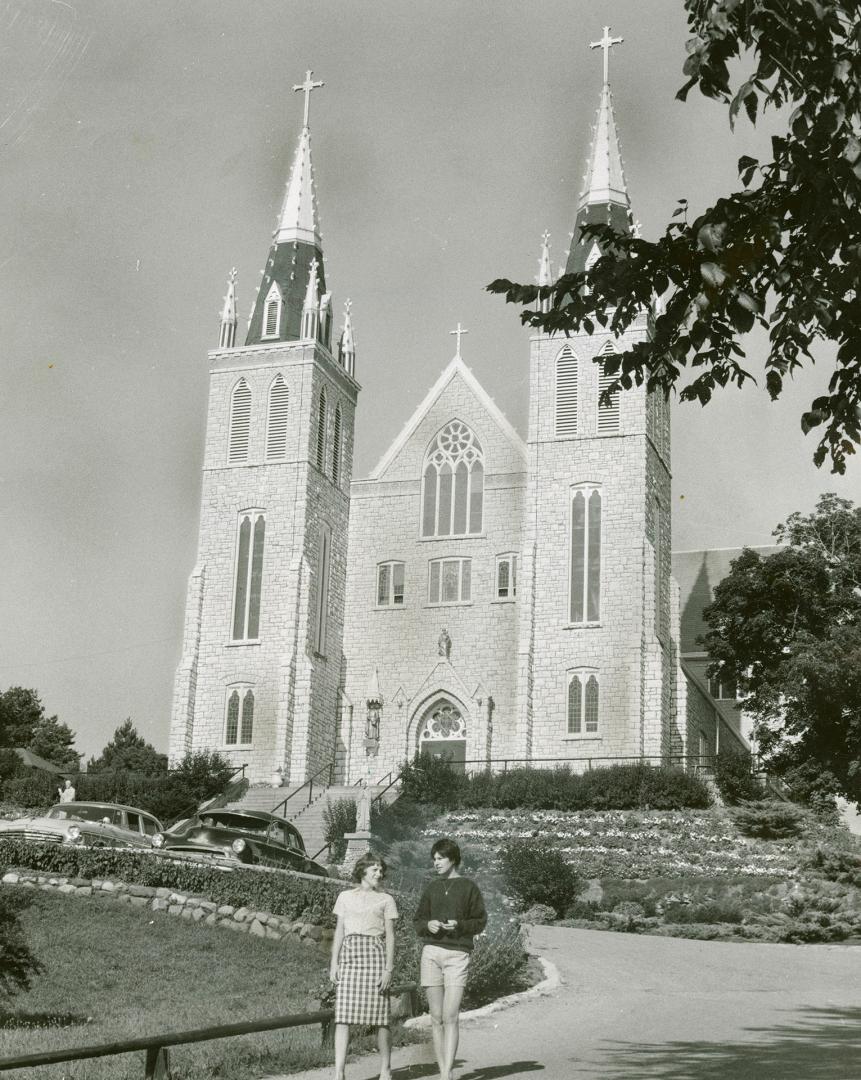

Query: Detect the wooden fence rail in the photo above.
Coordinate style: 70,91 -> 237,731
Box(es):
0,985 -> 417,1078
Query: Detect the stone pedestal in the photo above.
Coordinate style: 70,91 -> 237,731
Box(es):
341,830 -> 373,874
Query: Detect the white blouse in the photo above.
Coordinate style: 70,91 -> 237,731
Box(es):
333,887 -> 398,937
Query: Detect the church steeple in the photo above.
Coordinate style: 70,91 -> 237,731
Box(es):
245,71 -> 328,346
565,27 -> 632,276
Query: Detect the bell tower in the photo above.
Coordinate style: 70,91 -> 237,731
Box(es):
517,28 -> 676,763
170,73 -> 361,783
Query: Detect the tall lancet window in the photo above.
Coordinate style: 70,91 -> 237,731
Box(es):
596,343 -> 621,434
232,511 -> 265,640
555,347 -> 579,437
569,485 -> 602,624
314,525 -> 331,656
332,404 -> 342,485
262,282 -> 283,339
315,387 -> 327,472
567,670 -> 600,735
224,686 -> 255,745
228,379 -> 252,464
266,375 -> 289,461
421,421 -> 484,538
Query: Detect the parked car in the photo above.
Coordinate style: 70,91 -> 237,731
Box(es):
0,801 -> 163,849
151,809 -> 328,875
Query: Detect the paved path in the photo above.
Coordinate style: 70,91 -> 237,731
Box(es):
269,925 -> 860,1080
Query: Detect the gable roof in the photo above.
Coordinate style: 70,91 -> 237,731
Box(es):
369,355 -> 527,480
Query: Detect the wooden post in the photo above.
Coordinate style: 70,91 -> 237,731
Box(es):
144,1045 -> 169,1079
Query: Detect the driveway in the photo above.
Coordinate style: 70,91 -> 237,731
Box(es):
269,925 -> 860,1080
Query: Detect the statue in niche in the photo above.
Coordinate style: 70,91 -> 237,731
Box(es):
438,627 -> 452,659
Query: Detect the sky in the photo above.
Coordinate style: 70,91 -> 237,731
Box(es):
0,0 -> 856,760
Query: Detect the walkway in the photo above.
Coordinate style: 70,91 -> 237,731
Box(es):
268,925 -> 860,1080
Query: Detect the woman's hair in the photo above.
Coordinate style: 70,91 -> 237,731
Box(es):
352,851 -> 387,884
431,837 -> 461,867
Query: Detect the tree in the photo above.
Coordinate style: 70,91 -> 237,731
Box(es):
88,718 -> 167,776
702,494 -> 861,805
489,1 -> 861,472
28,716 -> 80,771
0,687 -> 79,771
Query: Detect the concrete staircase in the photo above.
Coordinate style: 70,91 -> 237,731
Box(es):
226,782 -> 398,861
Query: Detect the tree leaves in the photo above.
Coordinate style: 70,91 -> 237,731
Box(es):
487,0 -> 861,473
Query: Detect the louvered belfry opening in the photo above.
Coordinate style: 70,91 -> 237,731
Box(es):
597,344 -> 621,434
555,346 -> 578,436
266,375 -> 289,460
315,388 -> 327,472
332,404 -> 342,483
228,379 -> 252,463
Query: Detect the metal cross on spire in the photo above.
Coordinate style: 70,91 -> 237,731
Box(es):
589,26 -> 623,85
449,322 -> 469,358
292,69 -> 324,128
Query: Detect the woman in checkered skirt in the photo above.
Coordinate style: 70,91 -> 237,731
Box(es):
330,852 -> 398,1080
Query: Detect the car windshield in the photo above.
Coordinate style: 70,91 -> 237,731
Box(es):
198,813 -> 269,834
47,805 -> 123,825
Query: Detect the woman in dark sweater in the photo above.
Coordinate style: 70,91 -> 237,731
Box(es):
413,837 -> 487,1080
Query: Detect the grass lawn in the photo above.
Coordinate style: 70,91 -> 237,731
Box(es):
1,889 -> 418,1079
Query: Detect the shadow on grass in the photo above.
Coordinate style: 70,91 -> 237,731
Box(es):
590,1006 -> 861,1080
0,1010 -> 90,1030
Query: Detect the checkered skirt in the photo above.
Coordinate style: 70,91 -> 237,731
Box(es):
334,934 -> 390,1026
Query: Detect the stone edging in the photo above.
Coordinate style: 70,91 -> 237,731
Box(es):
1,870 -> 333,953
403,931 -> 561,1029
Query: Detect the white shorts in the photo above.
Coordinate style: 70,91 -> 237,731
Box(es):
420,944 -> 470,989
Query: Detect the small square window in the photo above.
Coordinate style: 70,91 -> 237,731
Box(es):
377,561 -> 405,607
428,558 -> 471,605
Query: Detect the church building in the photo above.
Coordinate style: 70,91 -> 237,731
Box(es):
169,41 -> 747,785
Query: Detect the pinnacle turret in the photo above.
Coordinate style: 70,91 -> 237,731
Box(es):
338,299 -> 356,376
565,27 -> 632,277
537,231 -> 553,314
219,268 -> 238,349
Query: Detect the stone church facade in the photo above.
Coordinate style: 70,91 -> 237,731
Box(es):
169,61 -> 747,785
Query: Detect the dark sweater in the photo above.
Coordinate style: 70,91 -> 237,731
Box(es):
413,876 -> 487,953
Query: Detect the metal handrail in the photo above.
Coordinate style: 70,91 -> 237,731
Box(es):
370,769 -> 404,814
444,754 -> 722,772
0,986 -> 417,1075
271,762 -> 334,819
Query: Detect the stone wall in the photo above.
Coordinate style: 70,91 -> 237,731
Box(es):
2,870 -> 334,953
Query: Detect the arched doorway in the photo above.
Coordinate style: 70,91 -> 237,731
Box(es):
417,699 -> 467,773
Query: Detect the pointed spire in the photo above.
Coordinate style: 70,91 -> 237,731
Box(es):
578,81 -> 629,212
275,123 -> 322,248
338,298 -> 356,376
564,27 -> 632,277
301,258 -> 320,340
219,267 -> 238,349
245,72 -> 328,347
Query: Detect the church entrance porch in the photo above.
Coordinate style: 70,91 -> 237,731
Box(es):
417,700 -> 466,773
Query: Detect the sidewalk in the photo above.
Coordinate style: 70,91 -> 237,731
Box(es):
265,925 -> 860,1080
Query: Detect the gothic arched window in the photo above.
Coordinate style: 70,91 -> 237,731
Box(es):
567,670 -> 599,734
421,421 -> 484,537
569,484 -> 602,624
232,510 -> 265,640
266,374 -> 289,460
225,685 -> 255,745
228,378 -> 251,464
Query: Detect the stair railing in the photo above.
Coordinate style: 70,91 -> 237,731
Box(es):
271,762 -> 334,819
370,768 -> 403,814
166,764 -> 247,827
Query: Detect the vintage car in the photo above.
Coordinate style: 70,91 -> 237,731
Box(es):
151,808 -> 328,875
0,801 -> 163,849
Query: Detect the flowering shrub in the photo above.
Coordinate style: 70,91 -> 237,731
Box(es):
500,838 -> 580,916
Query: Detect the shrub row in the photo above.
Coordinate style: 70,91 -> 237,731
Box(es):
398,757 -> 712,811
0,840 -> 342,926
2,751 -> 244,824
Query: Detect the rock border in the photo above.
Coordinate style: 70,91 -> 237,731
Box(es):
1,870 -> 333,953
